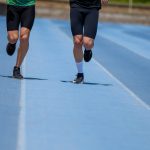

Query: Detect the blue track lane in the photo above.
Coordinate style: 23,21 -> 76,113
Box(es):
0,16 -> 150,150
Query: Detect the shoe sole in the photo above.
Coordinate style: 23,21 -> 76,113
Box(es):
13,76 -> 23,80
6,44 -> 16,56
72,80 -> 84,84
84,51 -> 92,62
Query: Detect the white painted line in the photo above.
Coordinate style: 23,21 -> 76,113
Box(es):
92,58 -> 150,110
17,60 -> 26,150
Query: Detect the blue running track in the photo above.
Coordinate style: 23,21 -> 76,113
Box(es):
0,16 -> 150,150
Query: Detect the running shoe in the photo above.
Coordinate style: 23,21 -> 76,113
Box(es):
13,66 -> 23,79
6,43 -> 16,56
84,49 -> 92,62
73,73 -> 84,84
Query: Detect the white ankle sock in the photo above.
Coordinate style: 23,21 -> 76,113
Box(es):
76,62 -> 83,73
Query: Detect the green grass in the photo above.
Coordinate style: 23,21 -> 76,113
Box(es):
110,0 -> 150,5
38,0 -> 150,6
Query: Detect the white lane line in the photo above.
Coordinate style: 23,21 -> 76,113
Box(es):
17,61 -> 26,150
92,58 -> 150,110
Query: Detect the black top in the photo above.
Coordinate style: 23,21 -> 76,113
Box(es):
70,0 -> 101,9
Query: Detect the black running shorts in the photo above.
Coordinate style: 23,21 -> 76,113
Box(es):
70,7 -> 99,39
7,5 -> 35,31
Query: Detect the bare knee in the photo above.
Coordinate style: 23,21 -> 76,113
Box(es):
83,37 -> 94,50
20,28 -> 30,43
74,36 -> 83,49
19,34 -> 29,51
20,34 -> 29,43
8,32 -> 18,44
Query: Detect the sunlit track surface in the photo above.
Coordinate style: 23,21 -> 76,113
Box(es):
56,20 -> 150,106
95,23 -> 150,105
0,16 -> 150,150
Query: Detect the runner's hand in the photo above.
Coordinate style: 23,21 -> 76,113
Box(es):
101,0 -> 109,5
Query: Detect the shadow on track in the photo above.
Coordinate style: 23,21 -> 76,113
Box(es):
0,75 -> 48,80
61,80 -> 112,86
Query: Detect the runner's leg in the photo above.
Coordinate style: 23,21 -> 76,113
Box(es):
6,5 -> 20,56
83,8 -> 99,62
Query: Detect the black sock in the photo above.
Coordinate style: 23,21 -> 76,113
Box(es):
77,73 -> 84,77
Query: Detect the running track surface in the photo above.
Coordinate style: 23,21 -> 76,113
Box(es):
0,16 -> 150,150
